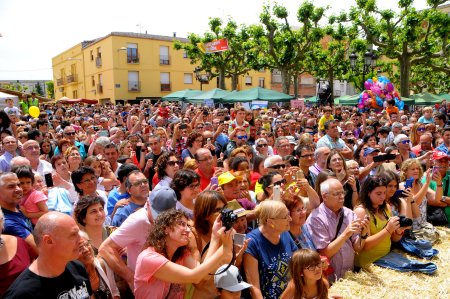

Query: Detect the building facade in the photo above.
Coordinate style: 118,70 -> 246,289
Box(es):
52,32 -> 272,104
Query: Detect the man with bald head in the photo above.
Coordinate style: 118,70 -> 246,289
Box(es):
412,133 -> 433,156
305,178 -> 369,282
195,147 -> 217,190
21,140 -> 53,177
3,212 -> 92,298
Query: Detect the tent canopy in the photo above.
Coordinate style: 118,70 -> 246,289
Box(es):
186,88 -> 230,104
162,89 -> 202,101
411,92 -> 443,105
219,87 -> 293,103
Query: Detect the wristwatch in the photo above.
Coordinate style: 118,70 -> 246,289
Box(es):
441,196 -> 448,204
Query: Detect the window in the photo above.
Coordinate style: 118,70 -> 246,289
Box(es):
90,50 -> 94,61
91,76 -> 95,87
97,47 -> 102,58
245,76 -> 252,86
160,72 -> 170,91
73,90 -> 78,99
98,74 -> 103,93
259,78 -> 265,88
160,46 -> 169,65
96,47 -> 102,67
127,43 -> 139,63
128,71 -> 140,91
301,77 -> 314,85
272,69 -> 282,83
183,51 -> 188,58
184,73 -> 193,84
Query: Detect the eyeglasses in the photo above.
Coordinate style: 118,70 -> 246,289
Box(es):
3,141 -> 16,145
69,152 -> 80,157
65,132 -> 76,136
188,182 -> 201,189
270,179 -> 286,187
175,219 -> 191,229
257,144 -> 268,148
167,161 -> 178,167
81,176 -> 97,184
269,164 -> 286,169
237,135 -> 248,140
131,179 -> 149,187
329,191 -> 345,197
305,262 -> 324,271
196,126 -> 204,129
346,132 -> 354,136
401,140 -> 411,144
194,139 -> 204,143
300,154 -> 314,159
24,145 -> 40,151
197,156 -> 213,162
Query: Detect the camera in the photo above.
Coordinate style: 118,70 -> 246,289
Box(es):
93,126 -> 99,131
221,208 -> 238,231
398,215 -> 413,227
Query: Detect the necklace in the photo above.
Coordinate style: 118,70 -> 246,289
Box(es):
0,237 -> 4,249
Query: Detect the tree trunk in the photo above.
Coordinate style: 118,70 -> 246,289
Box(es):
328,69 -> 334,106
281,69 -> 290,94
399,57 -> 411,98
293,75 -> 299,98
219,69 -> 226,90
231,74 -> 238,90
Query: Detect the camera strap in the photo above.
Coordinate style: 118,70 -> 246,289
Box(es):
332,211 -> 344,242
202,240 -> 236,276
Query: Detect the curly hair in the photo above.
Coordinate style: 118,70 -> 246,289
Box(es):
194,191 -> 227,236
73,195 -> 105,226
155,152 -> 178,180
144,209 -> 189,261
170,169 -> 200,200
186,131 -> 203,148
400,158 -> 423,182
358,176 -> 388,214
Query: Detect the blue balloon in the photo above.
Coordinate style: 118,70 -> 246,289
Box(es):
376,96 -> 383,107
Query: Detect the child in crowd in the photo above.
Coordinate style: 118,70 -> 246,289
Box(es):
386,99 -> 399,116
15,166 -> 48,225
318,107 -> 334,132
3,98 -> 21,117
214,265 -> 251,299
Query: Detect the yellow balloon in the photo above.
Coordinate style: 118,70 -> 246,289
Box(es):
29,106 -> 40,118
372,77 -> 378,82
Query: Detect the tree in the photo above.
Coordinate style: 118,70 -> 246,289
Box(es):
249,2 -> 326,95
46,81 -> 54,99
348,0 -> 450,97
35,82 -> 43,96
174,18 -> 259,90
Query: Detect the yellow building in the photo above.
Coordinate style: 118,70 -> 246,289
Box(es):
52,32 -> 272,104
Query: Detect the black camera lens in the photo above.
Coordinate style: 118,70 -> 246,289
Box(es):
398,215 -> 413,227
221,208 -> 238,231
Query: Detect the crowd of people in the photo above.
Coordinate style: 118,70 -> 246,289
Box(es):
0,96 -> 450,299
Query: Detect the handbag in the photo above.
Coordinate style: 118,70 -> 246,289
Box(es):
426,206 -> 448,226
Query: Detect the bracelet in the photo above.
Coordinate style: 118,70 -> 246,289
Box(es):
361,234 -> 369,240
385,228 -> 393,235
410,200 -> 415,204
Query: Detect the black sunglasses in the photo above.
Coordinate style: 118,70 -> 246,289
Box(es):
270,164 -> 286,169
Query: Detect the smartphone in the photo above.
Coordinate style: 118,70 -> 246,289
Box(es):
393,189 -> 406,199
296,169 -> 305,180
233,233 -> 246,246
44,173 -> 54,188
432,166 -> 439,175
179,124 -> 188,130
98,130 -> 109,137
210,177 -> 218,186
207,138 -> 211,145
404,177 -> 414,189
273,185 -> 281,201
93,126 -> 99,131
217,160 -> 224,168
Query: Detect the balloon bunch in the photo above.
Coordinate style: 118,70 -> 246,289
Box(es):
358,76 -> 403,112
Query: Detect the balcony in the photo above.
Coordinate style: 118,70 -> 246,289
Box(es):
96,56 -> 102,67
160,55 -> 170,65
66,74 -> 77,84
127,54 -> 140,64
160,83 -> 171,92
56,78 -> 64,86
128,81 -> 141,92
97,84 -> 103,93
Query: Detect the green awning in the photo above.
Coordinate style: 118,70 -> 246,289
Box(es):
162,89 -> 202,101
410,92 -> 443,105
186,88 -> 230,104
218,87 -> 293,103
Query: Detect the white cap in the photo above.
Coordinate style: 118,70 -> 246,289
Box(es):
214,265 -> 252,292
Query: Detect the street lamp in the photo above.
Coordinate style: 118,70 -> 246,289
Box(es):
349,49 -> 378,91
194,67 -> 212,91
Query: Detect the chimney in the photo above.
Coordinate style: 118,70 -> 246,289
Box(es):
173,32 -> 176,37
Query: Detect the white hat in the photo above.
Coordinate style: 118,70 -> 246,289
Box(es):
214,265 -> 251,292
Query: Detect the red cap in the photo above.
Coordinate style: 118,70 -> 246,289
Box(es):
432,150 -> 449,160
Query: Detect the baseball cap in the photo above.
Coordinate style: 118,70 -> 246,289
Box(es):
225,200 -> 250,218
149,186 -> 177,219
286,136 -> 297,145
432,150 -> 450,160
364,147 -> 380,157
218,172 -> 242,186
214,265 -> 251,292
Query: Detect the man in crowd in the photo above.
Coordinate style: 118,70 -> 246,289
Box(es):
144,135 -> 165,189
103,143 -> 122,175
274,136 -> 292,157
54,125 -> 88,158
317,120 -> 353,159
195,147 -> 216,191
106,163 -> 139,217
21,140 -> 53,177
309,146 -> 330,177
0,136 -> 18,173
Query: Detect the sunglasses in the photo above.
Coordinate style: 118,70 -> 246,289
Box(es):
257,144 -> 268,148
237,135 -> 248,140
271,179 -> 286,187
401,140 -> 410,144
167,161 -> 178,166
65,132 -> 76,136
270,164 -> 286,169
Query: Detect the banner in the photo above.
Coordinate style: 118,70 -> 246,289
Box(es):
205,39 -> 229,53
204,99 -> 214,107
290,99 -> 304,109
251,100 -> 268,109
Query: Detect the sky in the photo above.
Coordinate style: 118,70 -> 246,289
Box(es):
0,0 -> 431,81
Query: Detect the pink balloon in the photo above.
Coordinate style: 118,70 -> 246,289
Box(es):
364,81 -> 371,90
387,82 -> 394,92
358,103 -> 364,109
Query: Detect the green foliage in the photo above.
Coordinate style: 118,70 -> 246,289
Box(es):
46,81 -> 54,99
35,83 -> 43,96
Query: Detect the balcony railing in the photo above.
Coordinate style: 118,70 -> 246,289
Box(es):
160,83 -> 171,91
66,74 -> 77,83
56,78 -> 64,86
127,54 -> 140,64
96,56 -> 102,67
128,81 -> 141,92
97,84 -> 103,93
160,55 -> 170,65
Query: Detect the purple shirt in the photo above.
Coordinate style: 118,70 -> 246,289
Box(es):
309,163 -> 322,177
305,203 -> 358,282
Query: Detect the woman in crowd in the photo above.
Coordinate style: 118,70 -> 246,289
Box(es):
230,156 -> 251,172
182,131 -> 203,162
362,134 -> 379,149
192,191 -> 228,298
65,146 -> 82,172
281,249 -> 329,299
155,127 -> 171,149
399,159 -> 438,243
71,166 -> 108,206
0,209 -> 36,297
51,154 -> 78,203
250,155 -> 264,191
283,195 -> 315,250
244,200 -> 297,299
57,138 -> 72,157
394,134 -> 417,161
381,170 -> 418,220
254,138 -> 270,158
39,139 -> 53,162
77,231 -> 120,299
256,171 -> 285,202
118,140 -> 133,157
410,122 -> 427,147
354,176 -> 402,267
134,209 -> 233,299
171,169 -> 201,219
326,150 -> 359,209
153,152 -> 180,189
73,195 -> 108,255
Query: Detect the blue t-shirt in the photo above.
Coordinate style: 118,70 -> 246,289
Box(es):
106,187 -> 130,216
245,228 -> 298,298
2,207 -> 33,239
111,202 -> 144,227
417,116 -> 434,124
181,149 -> 194,161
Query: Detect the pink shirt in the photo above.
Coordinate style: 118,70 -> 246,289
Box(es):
134,248 -> 187,299
21,190 -> 47,224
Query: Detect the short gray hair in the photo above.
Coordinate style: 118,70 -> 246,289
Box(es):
95,136 -> 111,147
275,136 -> 288,147
0,172 -> 18,188
320,178 -> 341,196
255,138 -> 268,145
263,155 -> 282,168
393,134 -> 408,145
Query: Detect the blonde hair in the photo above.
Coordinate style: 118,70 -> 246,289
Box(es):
255,200 -> 288,225
410,123 -> 425,146
183,158 -> 198,170
422,107 -> 433,113
400,158 -> 423,182
64,146 -> 79,158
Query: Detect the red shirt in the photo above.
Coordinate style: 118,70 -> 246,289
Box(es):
196,167 -> 214,191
